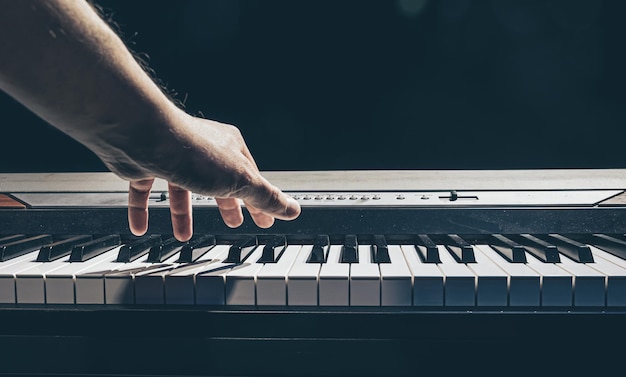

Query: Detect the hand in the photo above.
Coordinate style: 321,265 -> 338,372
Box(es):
0,1 -> 301,241
99,110 -> 301,241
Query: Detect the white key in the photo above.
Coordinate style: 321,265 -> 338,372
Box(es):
134,263 -> 182,305
0,250 -> 41,303
74,245 -> 127,304
318,245 -> 349,306
556,253 -> 605,306
164,244 -> 225,305
73,246 -> 167,304
400,245 -> 443,306
587,246 -> 626,306
436,245 -> 476,306
287,245 -> 321,306
379,245 -> 411,306
476,245 -> 540,306
350,245 -> 380,306
45,247 -> 120,304
112,253 -> 178,304
103,259 -> 149,305
524,251 -> 573,307
196,245 -> 238,305
256,245 -> 301,306
134,240 -> 191,305
469,246 -> 508,306
225,245 -> 265,305
11,254 -> 70,304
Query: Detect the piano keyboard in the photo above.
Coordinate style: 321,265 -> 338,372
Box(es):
2,170 -> 626,311
2,232 -> 626,308
3,171 -> 626,377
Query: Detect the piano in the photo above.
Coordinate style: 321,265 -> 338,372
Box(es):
1,169 -> 626,376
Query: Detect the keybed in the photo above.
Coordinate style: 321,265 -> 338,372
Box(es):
1,232 -> 626,309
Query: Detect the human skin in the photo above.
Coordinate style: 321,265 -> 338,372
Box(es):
0,0 -> 301,241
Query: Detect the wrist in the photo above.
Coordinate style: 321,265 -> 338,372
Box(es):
89,100 -> 187,181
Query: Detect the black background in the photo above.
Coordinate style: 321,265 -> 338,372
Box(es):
1,0 -> 625,173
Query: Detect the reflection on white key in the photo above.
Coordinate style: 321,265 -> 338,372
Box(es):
556,253 -> 604,306
45,247 -> 120,304
319,245 -> 349,306
287,245 -> 320,306
469,246 -> 508,306
164,244 -> 225,305
134,263 -> 181,305
256,245 -> 301,306
436,245 -> 475,306
400,245 -> 443,306
476,245 -> 540,307
0,250 -> 42,303
196,245 -> 236,305
380,245 -> 411,306
104,252 -> 179,304
225,246 -> 264,305
589,246 -> 626,306
74,245 -> 127,304
350,245 -> 380,306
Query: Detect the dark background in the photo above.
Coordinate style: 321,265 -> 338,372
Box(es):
1,0 -> 625,173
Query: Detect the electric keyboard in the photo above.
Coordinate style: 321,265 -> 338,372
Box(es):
2,170 -> 626,377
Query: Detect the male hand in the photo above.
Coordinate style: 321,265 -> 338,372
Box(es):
101,112 -> 301,241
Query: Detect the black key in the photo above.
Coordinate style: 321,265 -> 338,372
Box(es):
258,235 -> 287,263
0,234 -> 27,245
224,236 -> 258,263
489,234 -> 527,263
341,235 -> 358,263
69,235 -> 120,262
117,235 -> 162,263
178,234 -> 216,263
3,234 -> 52,262
512,234 -> 560,263
445,234 -> 475,263
540,234 -> 594,263
37,235 -> 93,262
604,234 -> 626,244
147,237 -> 185,263
307,235 -> 329,263
587,234 -> 626,260
415,234 -> 440,263
372,235 -> 390,263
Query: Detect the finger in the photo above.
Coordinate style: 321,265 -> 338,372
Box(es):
168,182 -> 193,241
128,178 -> 155,236
215,197 -> 244,228
245,202 -> 275,229
241,176 -> 301,221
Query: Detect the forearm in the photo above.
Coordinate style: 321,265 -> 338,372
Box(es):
0,0 -> 177,162
0,0 -> 301,237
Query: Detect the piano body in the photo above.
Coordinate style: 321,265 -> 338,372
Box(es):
1,169 -> 626,376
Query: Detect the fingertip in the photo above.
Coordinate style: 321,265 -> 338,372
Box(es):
224,216 -> 244,228
130,226 -> 147,237
128,179 -> 153,237
284,197 -> 301,219
171,211 -> 193,241
257,218 -> 275,229
216,198 -> 244,228
174,228 -> 193,242
128,208 -> 149,236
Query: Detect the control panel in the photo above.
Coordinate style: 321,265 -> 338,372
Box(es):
6,189 -> 623,208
